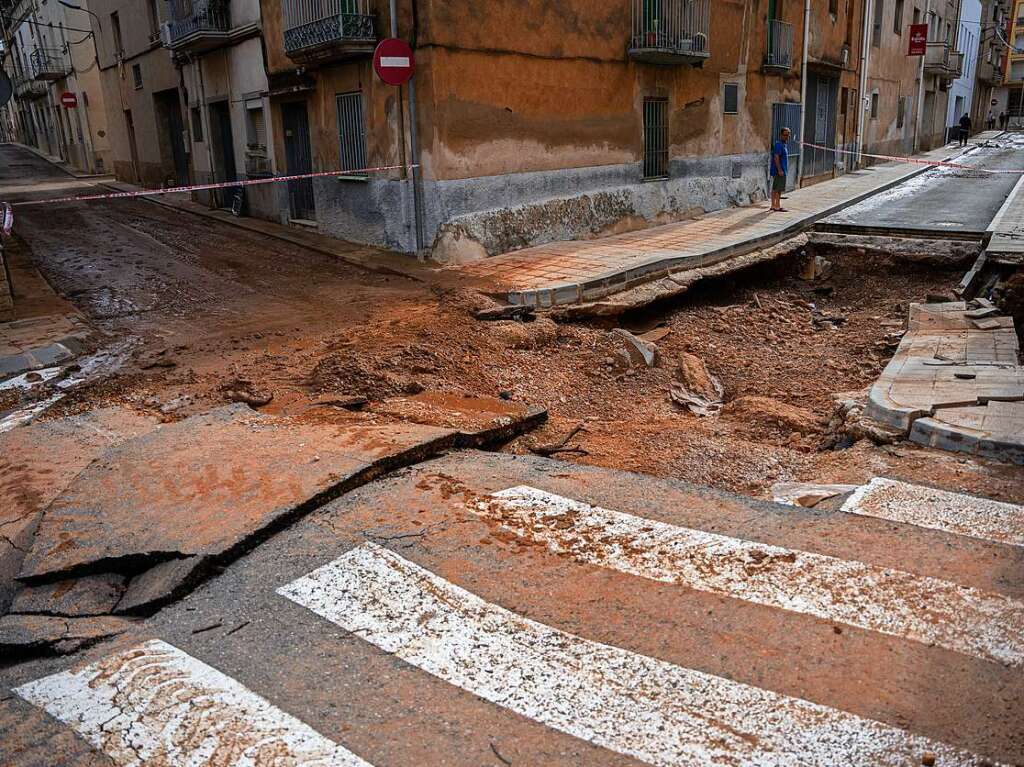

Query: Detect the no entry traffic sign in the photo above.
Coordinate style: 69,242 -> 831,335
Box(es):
60,91 -> 78,108
373,38 -> 415,86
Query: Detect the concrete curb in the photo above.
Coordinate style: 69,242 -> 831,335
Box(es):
507,144 -> 980,308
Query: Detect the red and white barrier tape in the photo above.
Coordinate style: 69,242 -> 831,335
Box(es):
7,163 -> 419,208
800,140 -> 1023,174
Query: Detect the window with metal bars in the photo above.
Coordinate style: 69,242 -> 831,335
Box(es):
336,92 -> 367,174
642,97 -> 669,180
723,83 -> 739,115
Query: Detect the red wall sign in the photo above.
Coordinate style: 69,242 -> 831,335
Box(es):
373,38 -> 415,86
60,91 -> 78,108
908,24 -> 928,56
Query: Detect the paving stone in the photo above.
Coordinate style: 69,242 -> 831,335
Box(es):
867,301 -> 1024,463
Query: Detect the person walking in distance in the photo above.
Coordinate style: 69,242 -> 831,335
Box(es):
987,110 -> 996,130
1000,110 -> 1009,130
770,127 -> 790,213
958,112 -> 971,147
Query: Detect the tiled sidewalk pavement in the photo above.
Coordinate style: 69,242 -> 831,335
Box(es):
459,134 -> 1002,308
866,301 -> 1024,464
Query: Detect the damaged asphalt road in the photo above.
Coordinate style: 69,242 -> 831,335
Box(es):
1,451 -> 1021,766
0,398 -> 544,658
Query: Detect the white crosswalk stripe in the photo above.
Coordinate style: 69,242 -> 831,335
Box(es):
278,543 -> 997,767
14,639 -> 374,767
841,477 -> 1024,547
471,486 -> 1024,667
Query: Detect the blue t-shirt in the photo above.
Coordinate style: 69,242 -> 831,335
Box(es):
771,140 -> 789,177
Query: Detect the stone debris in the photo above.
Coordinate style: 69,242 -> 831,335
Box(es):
611,328 -> 657,367
670,353 -> 724,416
771,482 -> 859,508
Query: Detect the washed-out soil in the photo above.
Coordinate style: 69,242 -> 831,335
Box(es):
12,201 -> 1024,504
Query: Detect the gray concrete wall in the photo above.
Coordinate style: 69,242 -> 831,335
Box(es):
309,151 -> 768,263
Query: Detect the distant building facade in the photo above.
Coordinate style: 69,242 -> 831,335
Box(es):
0,0 -> 112,174
3,0 -> 982,262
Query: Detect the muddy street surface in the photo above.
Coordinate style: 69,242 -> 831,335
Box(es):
824,133 -> 1024,236
2,142 -> 1023,767
4,152 -> 1022,500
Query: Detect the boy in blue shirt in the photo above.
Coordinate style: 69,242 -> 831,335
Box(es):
771,127 -> 791,212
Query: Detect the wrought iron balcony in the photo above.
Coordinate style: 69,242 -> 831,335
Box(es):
763,18 -> 793,71
13,73 -> 48,99
282,0 -> 376,64
628,0 -> 710,64
161,0 -> 231,53
30,48 -> 69,81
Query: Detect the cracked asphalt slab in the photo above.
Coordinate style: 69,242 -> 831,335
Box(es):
0,399 -> 544,653
2,452 -> 1020,766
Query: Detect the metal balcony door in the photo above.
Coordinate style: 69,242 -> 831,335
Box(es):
282,101 -> 316,222
770,102 -> 801,192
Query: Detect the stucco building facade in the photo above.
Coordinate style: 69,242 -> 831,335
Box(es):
0,0 -> 113,174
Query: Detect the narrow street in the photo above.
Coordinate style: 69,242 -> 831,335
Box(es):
823,133 -> 1024,236
2,137 -> 1023,767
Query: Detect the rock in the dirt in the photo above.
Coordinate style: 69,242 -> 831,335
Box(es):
799,255 -> 832,281
489,317 -> 558,350
474,304 -> 536,322
10,574 -> 126,617
771,482 -> 858,508
670,352 -> 724,416
611,328 -> 657,367
722,396 -> 822,434
0,614 -> 132,657
676,353 -> 722,401
227,388 -> 274,407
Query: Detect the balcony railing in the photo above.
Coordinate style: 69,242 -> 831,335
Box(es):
282,0 -> 376,64
979,59 -> 1004,85
946,50 -> 964,79
161,0 -> 231,53
924,40 -> 954,75
13,73 -> 47,99
30,48 -> 69,80
628,0 -> 710,64
763,18 -> 793,71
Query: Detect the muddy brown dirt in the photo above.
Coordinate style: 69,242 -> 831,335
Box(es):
9,192 -> 1024,504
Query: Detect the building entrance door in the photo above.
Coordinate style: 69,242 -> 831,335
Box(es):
208,100 -> 238,208
282,101 -> 316,222
771,101 -> 801,192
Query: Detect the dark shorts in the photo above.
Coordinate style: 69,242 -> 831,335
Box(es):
771,174 -> 786,192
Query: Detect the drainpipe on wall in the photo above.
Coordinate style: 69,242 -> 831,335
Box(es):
393,0 -> 425,259
914,0 -> 933,152
796,0 -> 811,186
194,54 -> 217,209
855,0 -> 875,167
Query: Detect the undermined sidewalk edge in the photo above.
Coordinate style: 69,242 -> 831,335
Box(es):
509,142 -> 985,311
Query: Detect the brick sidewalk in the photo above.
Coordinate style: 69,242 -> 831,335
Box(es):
458,134 -> 1002,308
